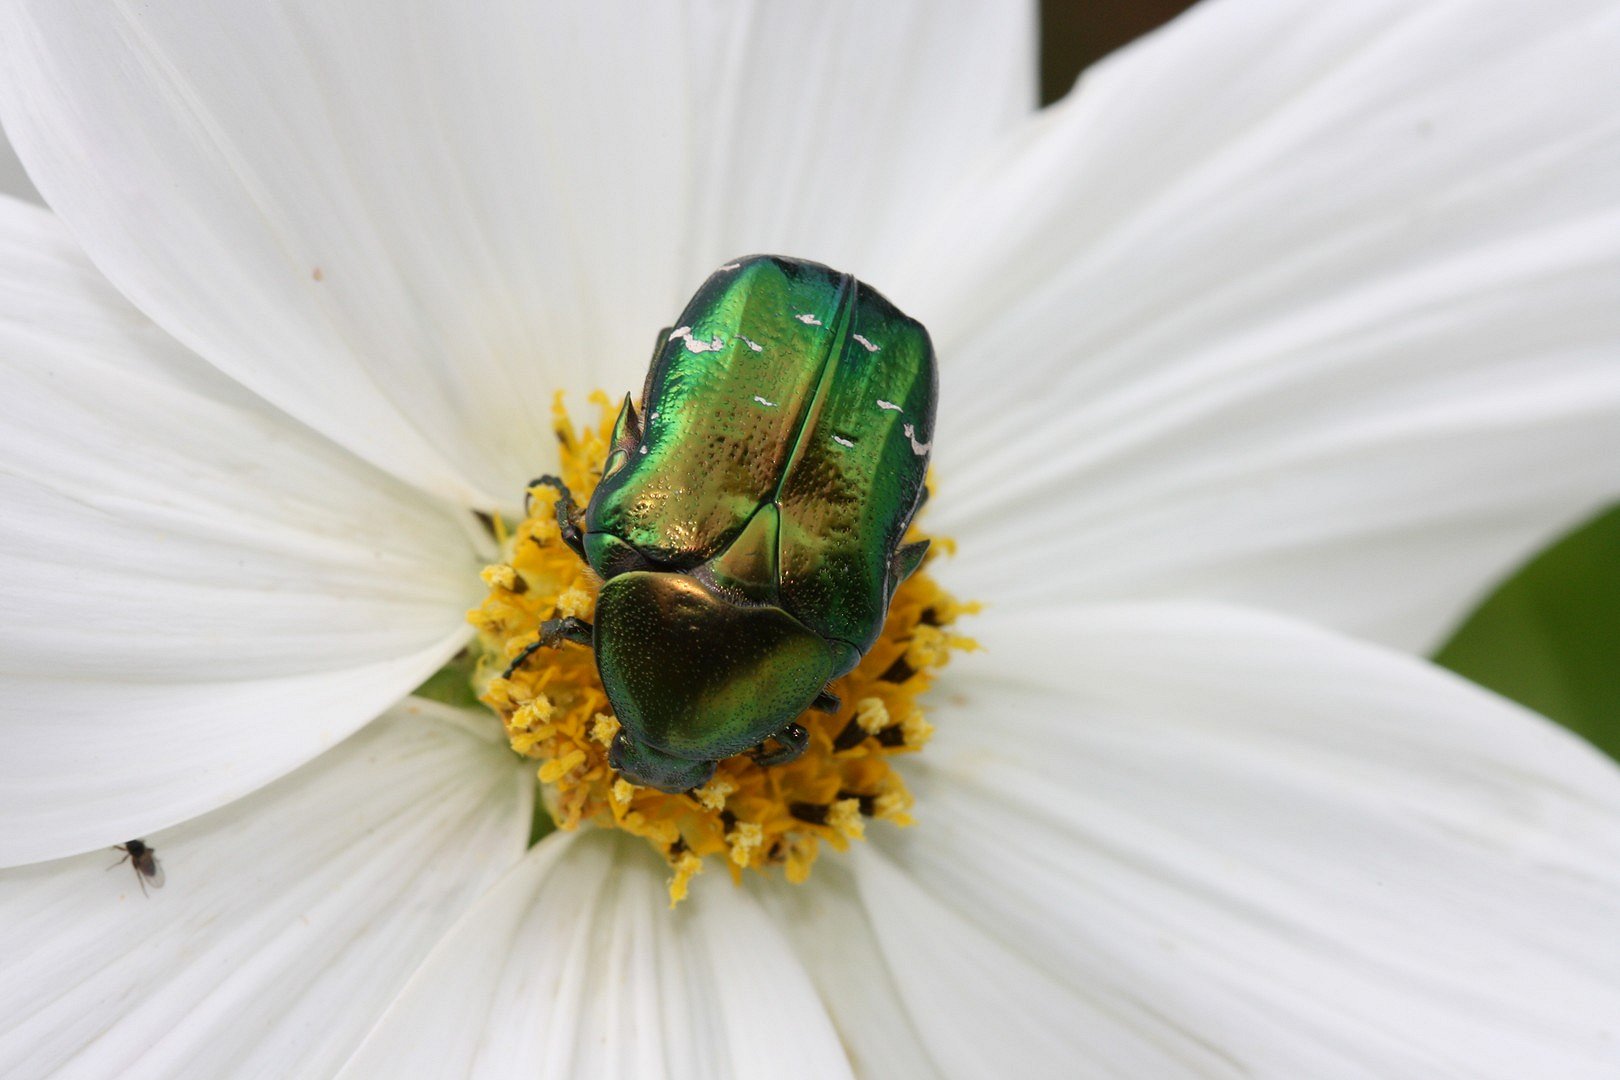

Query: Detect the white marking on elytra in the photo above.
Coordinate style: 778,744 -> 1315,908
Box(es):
719,262 -> 742,271
794,313 -> 822,326
739,335 -> 763,353
754,395 -> 778,407
649,411 -> 659,421
853,333 -> 880,353
832,435 -> 855,448
876,399 -> 903,412
669,326 -> 725,354
639,445 -> 648,455
903,422 -> 932,455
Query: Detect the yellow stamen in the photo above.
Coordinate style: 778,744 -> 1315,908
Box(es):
855,696 -> 890,734
728,821 -> 765,868
827,798 -> 865,843
874,790 -> 914,826
555,586 -> 593,620
669,850 -> 704,906
480,563 -> 520,591
590,713 -> 620,747
692,776 -> 737,812
784,835 -> 817,884
469,393 -> 977,904
901,709 -> 935,749
538,747 -> 586,784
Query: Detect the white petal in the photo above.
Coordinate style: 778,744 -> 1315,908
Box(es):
0,699 -> 532,1080
895,1 -> 1620,652
0,1 -> 1035,508
0,119 -> 38,204
338,830 -> 853,1080
0,198 -> 481,865
755,863 -> 941,1079
857,605 -> 1620,1077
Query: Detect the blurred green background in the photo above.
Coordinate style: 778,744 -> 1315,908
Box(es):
1435,507 -> 1620,760
1048,1 -> 1620,761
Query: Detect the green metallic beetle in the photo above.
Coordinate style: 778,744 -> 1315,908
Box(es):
513,255 -> 936,792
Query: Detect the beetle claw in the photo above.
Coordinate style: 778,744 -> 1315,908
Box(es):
523,475 -> 587,562
542,616 -> 595,648
751,722 -> 809,767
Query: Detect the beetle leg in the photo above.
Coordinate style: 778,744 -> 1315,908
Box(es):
811,687 -> 842,714
542,616 -> 595,647
524,475 -> 587,562
501,616 -> 595,678
751,722 -> 809,767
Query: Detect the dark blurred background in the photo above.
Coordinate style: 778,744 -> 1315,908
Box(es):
1040,0 -> 1194,103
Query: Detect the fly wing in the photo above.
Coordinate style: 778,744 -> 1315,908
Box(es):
776,280 -> 936,653
142,857 -> 166,889
587,257 -> 849,569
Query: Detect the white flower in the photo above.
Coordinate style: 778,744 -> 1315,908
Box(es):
2,1 -> 1619,1077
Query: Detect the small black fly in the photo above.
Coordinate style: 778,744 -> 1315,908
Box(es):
110,839 -> 164,896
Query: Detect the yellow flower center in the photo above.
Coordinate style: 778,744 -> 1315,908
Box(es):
468,393 -> 976,904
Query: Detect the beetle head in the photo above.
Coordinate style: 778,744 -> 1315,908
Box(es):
593,570 -> 839,792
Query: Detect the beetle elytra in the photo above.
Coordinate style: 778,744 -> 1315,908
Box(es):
514,255 -> 936,792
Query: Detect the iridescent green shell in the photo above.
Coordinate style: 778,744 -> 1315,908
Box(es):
584,255 -> 936,662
